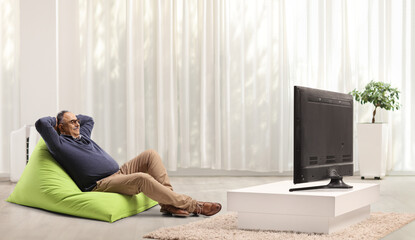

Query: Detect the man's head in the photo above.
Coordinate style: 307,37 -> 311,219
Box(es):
57,111 -> 80,138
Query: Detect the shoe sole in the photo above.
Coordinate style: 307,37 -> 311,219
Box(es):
161,210 -> 189,217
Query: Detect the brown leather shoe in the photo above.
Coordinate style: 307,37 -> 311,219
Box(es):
193,202 -> 222,216
160,205 -> 190,217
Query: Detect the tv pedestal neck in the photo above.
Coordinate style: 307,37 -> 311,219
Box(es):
289,171 -> 353,192
227,180 -> 379,234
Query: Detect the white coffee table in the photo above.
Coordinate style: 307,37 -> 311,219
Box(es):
227,180 -> 379,234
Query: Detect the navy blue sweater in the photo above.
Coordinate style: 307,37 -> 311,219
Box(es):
35,115 -> 119,191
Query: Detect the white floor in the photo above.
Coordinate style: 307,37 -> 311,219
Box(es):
1,176 -> 415,240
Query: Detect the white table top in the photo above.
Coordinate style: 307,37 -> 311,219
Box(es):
228,180 -> 379,197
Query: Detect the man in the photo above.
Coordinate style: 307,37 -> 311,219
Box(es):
35,110 -> 221,217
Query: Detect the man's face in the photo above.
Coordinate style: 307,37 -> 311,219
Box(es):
59,112 -> 80,138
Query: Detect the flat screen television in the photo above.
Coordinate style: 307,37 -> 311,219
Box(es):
289,86 -> 354,192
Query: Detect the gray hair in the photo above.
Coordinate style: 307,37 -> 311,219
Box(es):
56,110 -> 69,134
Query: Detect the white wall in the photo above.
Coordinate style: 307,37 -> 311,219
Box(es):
20,0 -> 58,126
1,0 -> 82,178
57,0 -> 81,114
19,0 -> 81,126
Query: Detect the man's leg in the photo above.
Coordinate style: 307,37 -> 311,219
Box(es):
94,149 -> 221,216
93,171 -> 198,212
117,149 -> 184,214
119,149 -> 173,191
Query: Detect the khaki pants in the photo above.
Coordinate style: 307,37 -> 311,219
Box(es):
92,149 -> 197,212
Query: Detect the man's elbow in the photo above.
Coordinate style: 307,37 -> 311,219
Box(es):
35,118 -> 44,132
78,114 -> 94,125
35,117 -> 55,131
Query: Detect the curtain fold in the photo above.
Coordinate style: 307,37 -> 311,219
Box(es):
78,0 -> 415,173
0,0 -> 20,175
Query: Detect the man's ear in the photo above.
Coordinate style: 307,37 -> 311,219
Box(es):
58,124 -> 64,134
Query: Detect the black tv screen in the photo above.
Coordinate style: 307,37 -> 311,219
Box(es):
291,86 -> 353,191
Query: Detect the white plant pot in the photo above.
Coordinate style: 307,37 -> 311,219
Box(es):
357,123 -> 388,179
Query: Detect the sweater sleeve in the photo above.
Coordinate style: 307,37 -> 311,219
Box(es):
35,116 -> 61,153
77,114 -> 94,138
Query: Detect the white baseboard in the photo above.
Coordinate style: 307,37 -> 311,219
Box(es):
167,168 -> 292,177
387,171 -> 415,176
166,169 -> 415,177
0,172 -> 10,181
1,169 -> 412,181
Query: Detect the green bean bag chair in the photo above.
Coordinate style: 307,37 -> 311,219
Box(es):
7,138 -> 158,222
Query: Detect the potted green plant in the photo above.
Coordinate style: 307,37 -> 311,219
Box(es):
350,81 -> 400,179
350,81 -> 400,123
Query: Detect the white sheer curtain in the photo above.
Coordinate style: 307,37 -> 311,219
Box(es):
0,0 -> 20,176
78,0 -> 415,173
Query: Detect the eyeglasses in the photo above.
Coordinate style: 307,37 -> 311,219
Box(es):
63,119 -> 80,125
